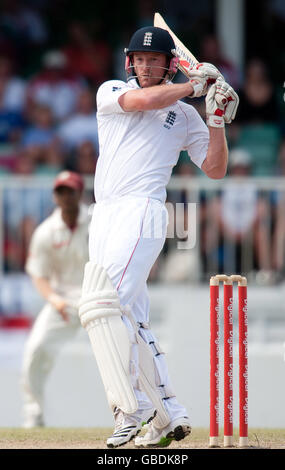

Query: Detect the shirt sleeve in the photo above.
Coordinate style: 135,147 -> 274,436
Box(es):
25,226 -> 53,279
96,80 -> 131,115
182,104 -> 209,169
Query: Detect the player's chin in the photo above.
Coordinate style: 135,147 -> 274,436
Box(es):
139,77 -> 162,88
138,76 -> 151,88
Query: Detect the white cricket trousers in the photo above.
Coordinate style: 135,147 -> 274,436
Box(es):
21,303 -> 80,424
89,196 -> 188,421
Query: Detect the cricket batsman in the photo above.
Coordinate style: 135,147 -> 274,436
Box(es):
78,26 -> 239,447
21,171 -> 90,428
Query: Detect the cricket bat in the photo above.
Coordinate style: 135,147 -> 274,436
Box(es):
154,13 -> 235,117
154,12 -> 199,77
154,12 -> 224,104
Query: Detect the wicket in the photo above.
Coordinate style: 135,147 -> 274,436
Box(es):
209,274 -> 248,448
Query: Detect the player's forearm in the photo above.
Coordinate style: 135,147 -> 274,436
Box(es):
201,127 -> 228,179
31,276 -> 63,307
119,82 -> 194,111
31,276 -> 54,300
32,275 -> 69,321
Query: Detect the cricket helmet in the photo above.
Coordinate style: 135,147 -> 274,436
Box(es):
124,26 -> 178,84
125,26 -> 175,57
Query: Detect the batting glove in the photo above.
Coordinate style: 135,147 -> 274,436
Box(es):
188,62 -> 224,98
206,77 -> 239,127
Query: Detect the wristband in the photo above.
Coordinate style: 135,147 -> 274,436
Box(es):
206,114 -> 225,128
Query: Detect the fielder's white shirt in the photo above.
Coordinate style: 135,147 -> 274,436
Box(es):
95,79 -> 209,203
25,204 -> 89,301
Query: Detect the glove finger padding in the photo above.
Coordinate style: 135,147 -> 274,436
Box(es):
205,82 -> 225,127
193,62 -> 224,80
215,79 -> 229,105
206,79 -> 239,126
188,62 -> 224,98
187,69 -> 207,79
206,81 -> 223,114
223,89 -> 239,123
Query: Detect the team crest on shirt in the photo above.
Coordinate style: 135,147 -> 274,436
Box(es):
164,111 -> 176,129
112,86 -> 122,91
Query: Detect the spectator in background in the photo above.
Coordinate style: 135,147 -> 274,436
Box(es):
233,58 -> 282,176
160,155 -> 200,283
3,156 -> 54,271
0,53 -> 26,113
15,144 -> 63,176
26,50 -> 86,122
14,150 -> 36,175
0,53 -> 26,148
71,141 -> 98,176
272,139 -> 285,276
200,34 -> 240,90
0,0 -> 48,55
22,103 -> 55,150
205,149 -> 274,281
58,87 -> 99,156
237,58 -> 280,125
3,174 -> 38,272
20,103 -> 62,174
62,20 -> 112,88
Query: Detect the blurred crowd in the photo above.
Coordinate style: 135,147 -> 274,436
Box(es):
0,0 -> 285,284
161,35 -> 285,285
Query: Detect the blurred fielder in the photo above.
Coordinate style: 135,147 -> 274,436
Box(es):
79,26 -> 239,447
21,171 -> 89,428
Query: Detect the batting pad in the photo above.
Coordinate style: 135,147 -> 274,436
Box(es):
79,262 -> 138,414
137,333 -> 171,428
123,307 -> 171,429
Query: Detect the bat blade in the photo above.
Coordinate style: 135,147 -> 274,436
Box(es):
154,12 -> 198,76
154,12 -> 225,106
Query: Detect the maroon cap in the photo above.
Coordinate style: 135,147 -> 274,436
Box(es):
53,171 -> 84,192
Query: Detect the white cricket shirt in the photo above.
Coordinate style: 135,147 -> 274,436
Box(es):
95,79 -> 209,203
25,204 -> 89,301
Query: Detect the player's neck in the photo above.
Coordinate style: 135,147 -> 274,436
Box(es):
61,207 -> 79,230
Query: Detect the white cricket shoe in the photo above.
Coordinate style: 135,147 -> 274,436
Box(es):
106,406 -> 156,448
134,416 -> 191,448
